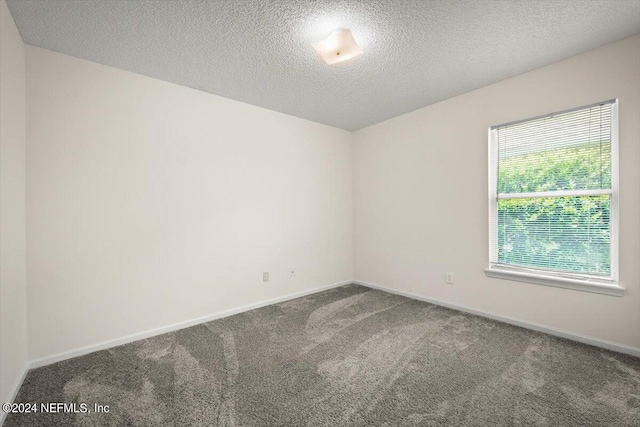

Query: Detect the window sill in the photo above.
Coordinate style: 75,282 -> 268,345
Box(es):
484,268 -> 625,297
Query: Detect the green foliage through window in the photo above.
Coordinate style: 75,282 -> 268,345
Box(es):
497,196 -> 610,275
493,102 -> 614,277
498,143 -> 611,194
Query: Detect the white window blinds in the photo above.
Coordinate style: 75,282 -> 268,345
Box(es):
489,100 -> 617,280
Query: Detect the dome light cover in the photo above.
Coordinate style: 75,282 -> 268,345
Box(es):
312,28 -> 363,65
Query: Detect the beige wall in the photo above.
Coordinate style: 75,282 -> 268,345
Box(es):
354,35 -> 640,350
26,46 -> 353,360
0,0 -> 28,408
15,30 -> 640,363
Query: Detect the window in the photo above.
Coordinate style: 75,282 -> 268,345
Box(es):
485,100 -> 623,296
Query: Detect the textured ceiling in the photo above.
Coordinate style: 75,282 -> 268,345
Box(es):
6,0 -> 640,131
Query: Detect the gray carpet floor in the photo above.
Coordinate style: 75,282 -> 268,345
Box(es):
4,284 -> 640,426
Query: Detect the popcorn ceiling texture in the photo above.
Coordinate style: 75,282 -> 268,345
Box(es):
6,0 -> 640,130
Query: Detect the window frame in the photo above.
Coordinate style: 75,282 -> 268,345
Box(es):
485,99 -> 624,297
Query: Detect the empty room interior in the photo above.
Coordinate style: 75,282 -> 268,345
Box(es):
1,0 -> 640,426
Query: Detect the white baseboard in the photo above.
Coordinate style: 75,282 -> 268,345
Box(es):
24,278 -> 640,373
0,363 -> 29,426
28,280 -> 352,370
354,280 -> 640,358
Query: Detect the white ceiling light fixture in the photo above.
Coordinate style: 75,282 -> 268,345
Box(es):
312,28 -> 363,65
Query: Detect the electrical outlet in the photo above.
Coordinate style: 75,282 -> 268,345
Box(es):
263,272 -> 269,282
445,272 -> 454,284
290,268 -> 296,278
